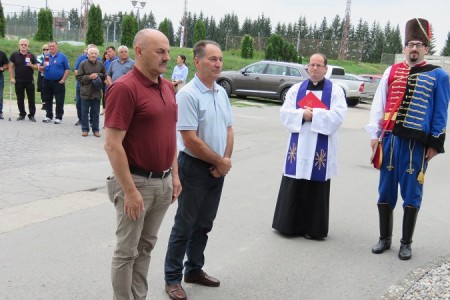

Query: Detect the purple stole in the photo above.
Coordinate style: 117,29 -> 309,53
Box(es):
284,80 -> 332,181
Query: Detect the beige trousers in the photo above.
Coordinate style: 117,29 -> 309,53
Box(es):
108,174 -> 173,300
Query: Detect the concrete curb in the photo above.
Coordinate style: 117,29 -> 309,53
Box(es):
383,255 -> 450,299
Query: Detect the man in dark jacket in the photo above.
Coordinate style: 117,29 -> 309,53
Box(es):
76,47 -> 105,137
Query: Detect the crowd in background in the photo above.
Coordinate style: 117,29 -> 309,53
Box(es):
0,39 -> 190,132
0,39 -> 140,137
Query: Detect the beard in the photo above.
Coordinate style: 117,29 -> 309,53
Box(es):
409,51 -> 419,62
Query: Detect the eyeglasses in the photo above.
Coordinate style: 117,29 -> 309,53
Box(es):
43,49 -> 49,51
406,42 -> 425,49
308,63 -> 325,68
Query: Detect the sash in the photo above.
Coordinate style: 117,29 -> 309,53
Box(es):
284,80 -> 332,181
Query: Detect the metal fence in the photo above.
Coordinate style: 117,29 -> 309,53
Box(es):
5,24 -> 122,45
225,35 -> 366,61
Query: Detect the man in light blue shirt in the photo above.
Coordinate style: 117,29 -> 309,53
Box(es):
164,40 -> 234,300
106,45 -> 135,85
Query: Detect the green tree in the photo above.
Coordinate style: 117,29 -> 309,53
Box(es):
216,13 -> 240,49
141,11 -> 156,29
240,34 -> 253,59
440,32 -> 450,56
241,18 -> 252,35
158,18 -> 175,46
68,9 -> 80,30
427,27 -> 437,55
368,22 -> 385,63
205,16 -> 218,41
0,1 -> 5,38
86,5 -> 103,46
35,8 -> 53,41
121,15 -> 137,48
193,19 -> 206,45
265,34 -> 297,62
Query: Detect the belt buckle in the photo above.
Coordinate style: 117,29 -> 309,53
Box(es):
161,169 -> 169,178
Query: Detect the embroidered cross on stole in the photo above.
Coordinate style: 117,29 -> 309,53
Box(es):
284,80 -> 332,181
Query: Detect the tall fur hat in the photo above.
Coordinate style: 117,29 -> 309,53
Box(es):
405,18 -> 431,45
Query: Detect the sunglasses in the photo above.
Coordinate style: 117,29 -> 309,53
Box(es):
43,49 -> 49,51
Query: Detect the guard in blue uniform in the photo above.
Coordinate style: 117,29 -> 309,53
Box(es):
366,18 -> 450,260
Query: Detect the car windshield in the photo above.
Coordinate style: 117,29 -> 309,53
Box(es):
245,63 -> 266,74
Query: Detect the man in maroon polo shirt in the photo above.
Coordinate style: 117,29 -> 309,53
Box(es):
104,28 -> 182,300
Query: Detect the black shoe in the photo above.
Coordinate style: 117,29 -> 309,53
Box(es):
398,241 -> 412,260
372,238 -> 392,254
28,116 -> 36,122
75,120 -> 81,126
0,112 -> 3,119
304,233 -> 325,241
17,116 -> 25,121
41,105 -> 46,110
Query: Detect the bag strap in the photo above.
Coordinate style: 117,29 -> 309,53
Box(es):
378,76 -> 408,141
378,94 -> 403,141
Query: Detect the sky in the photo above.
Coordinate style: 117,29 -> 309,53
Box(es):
4,0 -> 449,53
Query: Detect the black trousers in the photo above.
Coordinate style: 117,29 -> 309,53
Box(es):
43,79 -> 65,120
15,81 -> 36,117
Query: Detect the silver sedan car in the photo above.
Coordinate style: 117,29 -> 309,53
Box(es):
217,60 -> 310,102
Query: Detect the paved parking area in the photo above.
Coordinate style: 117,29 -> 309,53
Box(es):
1,100 -> 449,299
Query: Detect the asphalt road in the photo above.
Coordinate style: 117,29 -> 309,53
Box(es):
1,100 -> 449,299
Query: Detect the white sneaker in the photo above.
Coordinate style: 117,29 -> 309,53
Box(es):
42,117 -> 52,123
54,119 -> 61,124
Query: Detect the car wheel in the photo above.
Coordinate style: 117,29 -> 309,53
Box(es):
218,80 -> 231,96
346,97 -> 360,107
280,88 -> 290,103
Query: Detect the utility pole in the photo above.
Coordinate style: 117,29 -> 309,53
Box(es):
182,0 -> 188,47
79,0 -> 90,40
338,0 -> 351,60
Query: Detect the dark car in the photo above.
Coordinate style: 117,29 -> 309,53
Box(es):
217,60 -> 310,102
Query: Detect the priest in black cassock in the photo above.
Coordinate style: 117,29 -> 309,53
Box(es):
272,53 -> 348,240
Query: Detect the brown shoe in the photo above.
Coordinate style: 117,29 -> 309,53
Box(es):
184,271 -> 220,287
82,132 -> 88,137
165,283 -> 187,300
93,132 -> 101,137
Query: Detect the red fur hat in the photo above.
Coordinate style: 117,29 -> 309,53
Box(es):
405,18 -> 431,45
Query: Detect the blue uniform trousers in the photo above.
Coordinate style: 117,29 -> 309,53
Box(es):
378,132 -> 427,209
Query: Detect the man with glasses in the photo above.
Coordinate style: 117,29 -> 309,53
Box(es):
8,39 -> 39,122
164,40 -> 234,300
367,18 -> 450,260
272,53 -> 347,240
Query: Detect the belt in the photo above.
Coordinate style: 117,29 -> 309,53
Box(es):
129,165 -> 172,179
44,78 -> 62,82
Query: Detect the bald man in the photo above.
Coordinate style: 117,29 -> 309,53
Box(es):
104,29 -> 181,300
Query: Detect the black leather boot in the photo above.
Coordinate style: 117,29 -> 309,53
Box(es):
372,203 -> 393,254
398,206 -> 419,260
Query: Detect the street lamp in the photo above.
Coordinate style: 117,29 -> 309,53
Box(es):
113,16 -> 120,46
131,1 -> 146,29
105,20 -> 112,44
295,24 -> 301,54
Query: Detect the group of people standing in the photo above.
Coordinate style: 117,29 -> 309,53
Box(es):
102,18 -> 448,300
1,16 -> 448,300
0,40 -> 136,137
